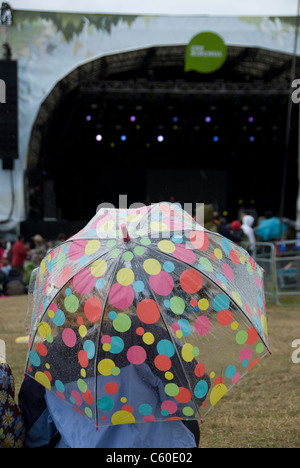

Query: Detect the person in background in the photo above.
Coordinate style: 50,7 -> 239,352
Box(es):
0,355 -> 25,448
195,204 -> 218,233
0,241 -> 4,264
0,253 -> 11,276
55,232 -> 67,246
11,235 -> 28,278
230,220 -> 243,244
31,234 -> 47,266
241,213 -> 256,254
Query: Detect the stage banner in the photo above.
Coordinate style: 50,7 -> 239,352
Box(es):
185,31 -> 227,73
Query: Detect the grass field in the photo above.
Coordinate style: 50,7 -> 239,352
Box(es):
0,294 -> 299,448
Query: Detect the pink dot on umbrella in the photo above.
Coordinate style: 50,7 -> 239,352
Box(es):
195,316 -> 211,336
101,335 -> 112,344
222,263 -> 234,281
73,268 -> 97,294
254,275 -> 261,288
144,414 -> 156,422
69,240 -> 87,261
71,390 -> 82,406
149,271 -> 174,296
62,328 -> 77,347
190,230 -> 209,251
161,400 -> 178,415
173,244 -> 196,263
127,345 -> 147,365
49,303 -> 58,314
108,283 -> 135,309
57,266 -> 73,288
240,347 -> 252,363
232,373 -> 241,384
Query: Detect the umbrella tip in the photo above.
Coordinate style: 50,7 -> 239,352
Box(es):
121,224 -> 130,242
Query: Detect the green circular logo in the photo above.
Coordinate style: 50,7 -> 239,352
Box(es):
185,32 -> 227,74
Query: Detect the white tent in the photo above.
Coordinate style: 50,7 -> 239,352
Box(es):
0,5 -> 300,237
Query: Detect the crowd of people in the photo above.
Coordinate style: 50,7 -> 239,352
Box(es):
0,204 -> 296,297
0,233 -> 67,297
195,204 -> 296,255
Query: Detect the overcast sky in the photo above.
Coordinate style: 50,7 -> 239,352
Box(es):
7,0 -> 300,16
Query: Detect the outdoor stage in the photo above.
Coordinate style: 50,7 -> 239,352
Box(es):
1,11 -> 300,239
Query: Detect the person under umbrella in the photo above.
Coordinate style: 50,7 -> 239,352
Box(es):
19,202 -> 270,448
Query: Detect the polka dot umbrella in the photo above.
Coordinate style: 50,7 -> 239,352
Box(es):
24,202 -> 270,428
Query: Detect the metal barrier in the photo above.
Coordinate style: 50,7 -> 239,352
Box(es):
242,240 -> 300,304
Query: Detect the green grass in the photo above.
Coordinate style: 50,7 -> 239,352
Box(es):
0,295 -> 299,448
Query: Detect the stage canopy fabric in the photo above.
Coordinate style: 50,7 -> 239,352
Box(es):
0,10 -> 299,229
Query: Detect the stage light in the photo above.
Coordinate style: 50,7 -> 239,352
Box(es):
205,116 -> 211,123
95,134 -> 102,141
172,116 -> 178,123
157,135 -> 164,142
213,136 -> 219,142
130,115 -> 136,122
120,135 -> 127,141
86,115 -> 92,121
248,117 -> 254,123
249,136 -> 255,142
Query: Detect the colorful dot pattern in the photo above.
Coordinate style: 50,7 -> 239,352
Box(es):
25,203 -> 270,427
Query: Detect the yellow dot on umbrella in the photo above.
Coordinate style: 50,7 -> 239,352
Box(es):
210,371 -> 215,379
40,259 -> 46,275
126,214 -> 141,223
158,240 -> 175,253
103,343 -> 111,351
48,310 -> 55,319
91,259 -> 107,277
143,332 -> 154,345
98,220 -> 115,233
85,240 -> 101,255
81,369 -> 86,378
79,325 -> 87,338
117,268 -> 134,286
150,221 -> 168,232
214,248 -> 223,260
45,363 -> 50,369
232,291 -> 243,307
38,322 -> 51,339
198,298 -> 209,310
165,372 -> 173,380
231,321 -> 239,330
121,397 -> 127,403
143,258 -> 161,275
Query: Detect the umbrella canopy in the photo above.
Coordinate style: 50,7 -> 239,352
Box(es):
256,217 -> 287,241
25,202 -> 270,428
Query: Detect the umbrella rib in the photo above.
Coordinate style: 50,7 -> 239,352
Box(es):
133,250 -> 203,423
93,252 -> 124,430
